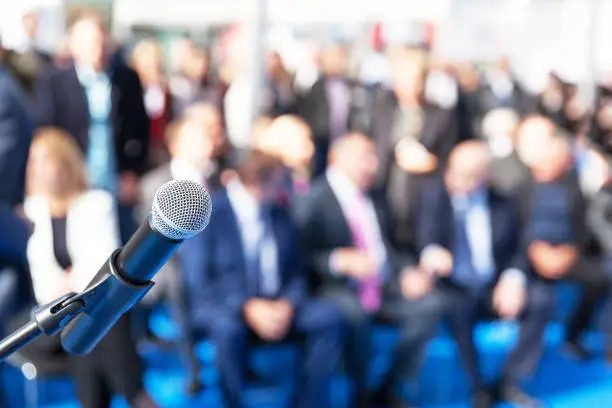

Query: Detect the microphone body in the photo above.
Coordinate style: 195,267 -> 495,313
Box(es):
61,220 -> 178,354
61,180 -> 211,355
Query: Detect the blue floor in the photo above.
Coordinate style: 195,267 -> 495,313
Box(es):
3,283 -> 612,407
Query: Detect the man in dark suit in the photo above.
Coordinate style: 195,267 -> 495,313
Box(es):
35,8 -> 149,241
296,42 -> 370,175
138,115 -> 222,394
180,150 -> 343,408
515,116 -> 608,360
368,47 -> 458,251
416,140 -> 553,408
295,133 -> 443,408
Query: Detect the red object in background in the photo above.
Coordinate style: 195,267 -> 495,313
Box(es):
424,22 -> 435,49
371,23 -> 384,52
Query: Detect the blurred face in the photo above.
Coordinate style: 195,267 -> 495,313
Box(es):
69,19 -> 106,69
22,12 -> 38,40
336,137 -> 379,190
28,143 -> 68,197
393,59 -> 425,99
320,46 -> 348,77
516,119 -> 555,167
171,121 -> 213,168
445,152 -> 488,196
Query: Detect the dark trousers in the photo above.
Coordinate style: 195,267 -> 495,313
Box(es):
441,281 -> 555,390
320,286 -> 443,396
563,257 -> 610,345
211,298 -> 343,408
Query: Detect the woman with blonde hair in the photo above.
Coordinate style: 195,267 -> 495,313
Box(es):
19,127 -> 157,408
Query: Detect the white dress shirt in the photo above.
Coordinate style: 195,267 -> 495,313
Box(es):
326,168 -> 387,267
226,180 -> 279,296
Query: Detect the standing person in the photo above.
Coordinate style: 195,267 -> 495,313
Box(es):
35,7 -> 149,243
21,128 -> 157,408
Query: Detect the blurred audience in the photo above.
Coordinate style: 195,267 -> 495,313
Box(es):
35,8 -> 149,243
297,42 -> 366,175
2,7 -> 51,99
180,149 -> 343,408
516,116 -> 608,361
296,133 -> 442,408
20,128 -> 156,408
417,140 -> 552,408
138,115 -> 223,393
131,39 -> 173,168
370,47 -> 458,251
254,114 -> 315,203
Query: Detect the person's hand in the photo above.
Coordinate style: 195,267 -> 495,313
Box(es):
528,241 -> 576,279
244,299 -> 289,341
493,274 -> 527,319
332,248 -> 377,279
395,141 -> 438,174
119,172 -> 140,205
269,299 -> 294,338
400,268 -> 433,300
419,246 -> 453,277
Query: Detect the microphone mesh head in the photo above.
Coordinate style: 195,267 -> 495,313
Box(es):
151,180 -> 212,240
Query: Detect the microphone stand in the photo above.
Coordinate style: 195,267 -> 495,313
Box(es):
0,249 -> 154,361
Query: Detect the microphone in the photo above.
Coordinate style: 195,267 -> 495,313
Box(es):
60,180 -> 212,355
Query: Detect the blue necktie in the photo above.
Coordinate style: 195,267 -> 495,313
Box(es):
453,206 -> 477,287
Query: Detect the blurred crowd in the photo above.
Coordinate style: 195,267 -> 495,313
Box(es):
3,5 -> 612,408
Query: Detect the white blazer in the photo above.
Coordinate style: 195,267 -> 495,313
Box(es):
24,190 -> 121,305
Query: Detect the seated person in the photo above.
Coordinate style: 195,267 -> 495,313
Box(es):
180,149 -> 343,408
253,114 -> 315,202
137,116 -> 223,393
416,140 -> 553,408
516,116 -> 608,359
295,132 -> 443,408
20,128 -> 156,408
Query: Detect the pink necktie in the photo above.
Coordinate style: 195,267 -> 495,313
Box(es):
349,194 -> 382,312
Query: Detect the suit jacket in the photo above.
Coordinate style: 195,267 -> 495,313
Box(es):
36,64 -> 150,175
4,48 -> 51,98
24,191 -> 120,305
294,177 -> 415,291
416,179 -> 527,283
369,88 -> 459,187
0,66 -> 34,207
180,189 -> 306,330
296,77 -> 370,141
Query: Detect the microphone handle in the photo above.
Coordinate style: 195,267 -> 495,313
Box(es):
117,219 -> 182,284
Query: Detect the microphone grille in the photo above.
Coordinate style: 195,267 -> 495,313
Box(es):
151,180 -> 212,240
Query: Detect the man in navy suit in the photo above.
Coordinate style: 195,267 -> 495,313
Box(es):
416,140 -> 553,408
295,133 -> 443,408
180,149 -> 343,408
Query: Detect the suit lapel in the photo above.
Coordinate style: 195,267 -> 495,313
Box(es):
323,180 -> 354,246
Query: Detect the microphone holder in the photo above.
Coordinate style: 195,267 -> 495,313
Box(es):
0,249 -> 154,362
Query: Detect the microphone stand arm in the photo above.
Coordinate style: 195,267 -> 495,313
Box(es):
0,249 -> 155,362
0,292 -> 87,362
